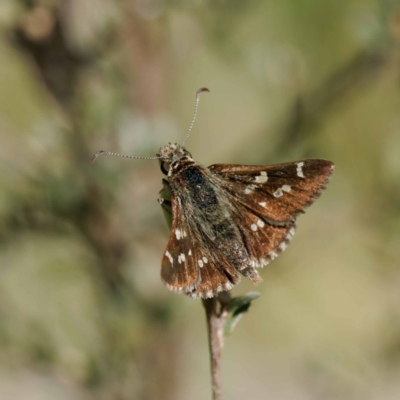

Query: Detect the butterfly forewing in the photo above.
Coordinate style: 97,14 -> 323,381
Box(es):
161,197 -> 242,298
161,196 -> 200,293
209,159 -> 334,222
162,171 -> 245,297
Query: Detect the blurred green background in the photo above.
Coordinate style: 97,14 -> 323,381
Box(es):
1,0 -> 400,399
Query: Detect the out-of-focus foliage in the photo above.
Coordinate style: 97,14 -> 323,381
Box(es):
225,292 -> 260,336
0,0 -> 399,399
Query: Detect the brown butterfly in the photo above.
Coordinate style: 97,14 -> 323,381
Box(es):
92,88 -> 334,299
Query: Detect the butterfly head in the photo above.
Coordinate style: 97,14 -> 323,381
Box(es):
157,143 -> 193,176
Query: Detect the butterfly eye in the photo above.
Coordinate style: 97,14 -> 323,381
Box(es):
161,162 -> 171,175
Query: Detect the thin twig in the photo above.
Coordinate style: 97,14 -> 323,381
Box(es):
202,292 -> 231,400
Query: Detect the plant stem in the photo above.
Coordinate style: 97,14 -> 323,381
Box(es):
202,293 -> 230,400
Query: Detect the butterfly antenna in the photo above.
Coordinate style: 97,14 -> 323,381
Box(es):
181,87 -> 210,147
91,150 -> 160,164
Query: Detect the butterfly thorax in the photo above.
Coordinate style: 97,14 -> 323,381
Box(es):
158,143 -> 223,222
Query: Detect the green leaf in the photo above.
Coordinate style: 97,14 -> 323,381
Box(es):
224,292 -> 260,336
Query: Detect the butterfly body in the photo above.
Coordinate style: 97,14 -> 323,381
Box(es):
157,143 -> 334,299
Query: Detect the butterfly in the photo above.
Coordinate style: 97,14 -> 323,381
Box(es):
91,88 -> 334,299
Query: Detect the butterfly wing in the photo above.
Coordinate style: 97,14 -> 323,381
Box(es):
161,192 -> 241,297
209,159 -> 334,223
228,199 -> 296,268
186,253 -> 241,299
160,195 -> 201,293
209,159 -> 334,267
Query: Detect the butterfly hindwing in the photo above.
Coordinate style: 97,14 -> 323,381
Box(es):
187,255 -> 240,299
229,197 -> 297,268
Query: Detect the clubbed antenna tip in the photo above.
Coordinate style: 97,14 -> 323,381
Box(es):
196,87 -> 210,97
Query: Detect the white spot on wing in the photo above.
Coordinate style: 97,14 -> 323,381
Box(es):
244,184 -> 256,194
198,259 -> 204,268
178,253 -> 186,264
188,249 -> 192,256
282,185 -> 291,192
259,201 -> 267,207
202,257 -> 208,264
175,229 -> 182,240
257,219 -> 265,228
251,223 -> 258,231
165,251 -> 173,265
273,188 -> 283,197
296,162 -> 305,178
255,171 -> 268,183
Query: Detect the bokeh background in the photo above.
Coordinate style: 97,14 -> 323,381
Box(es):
1,0 -> 400,399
